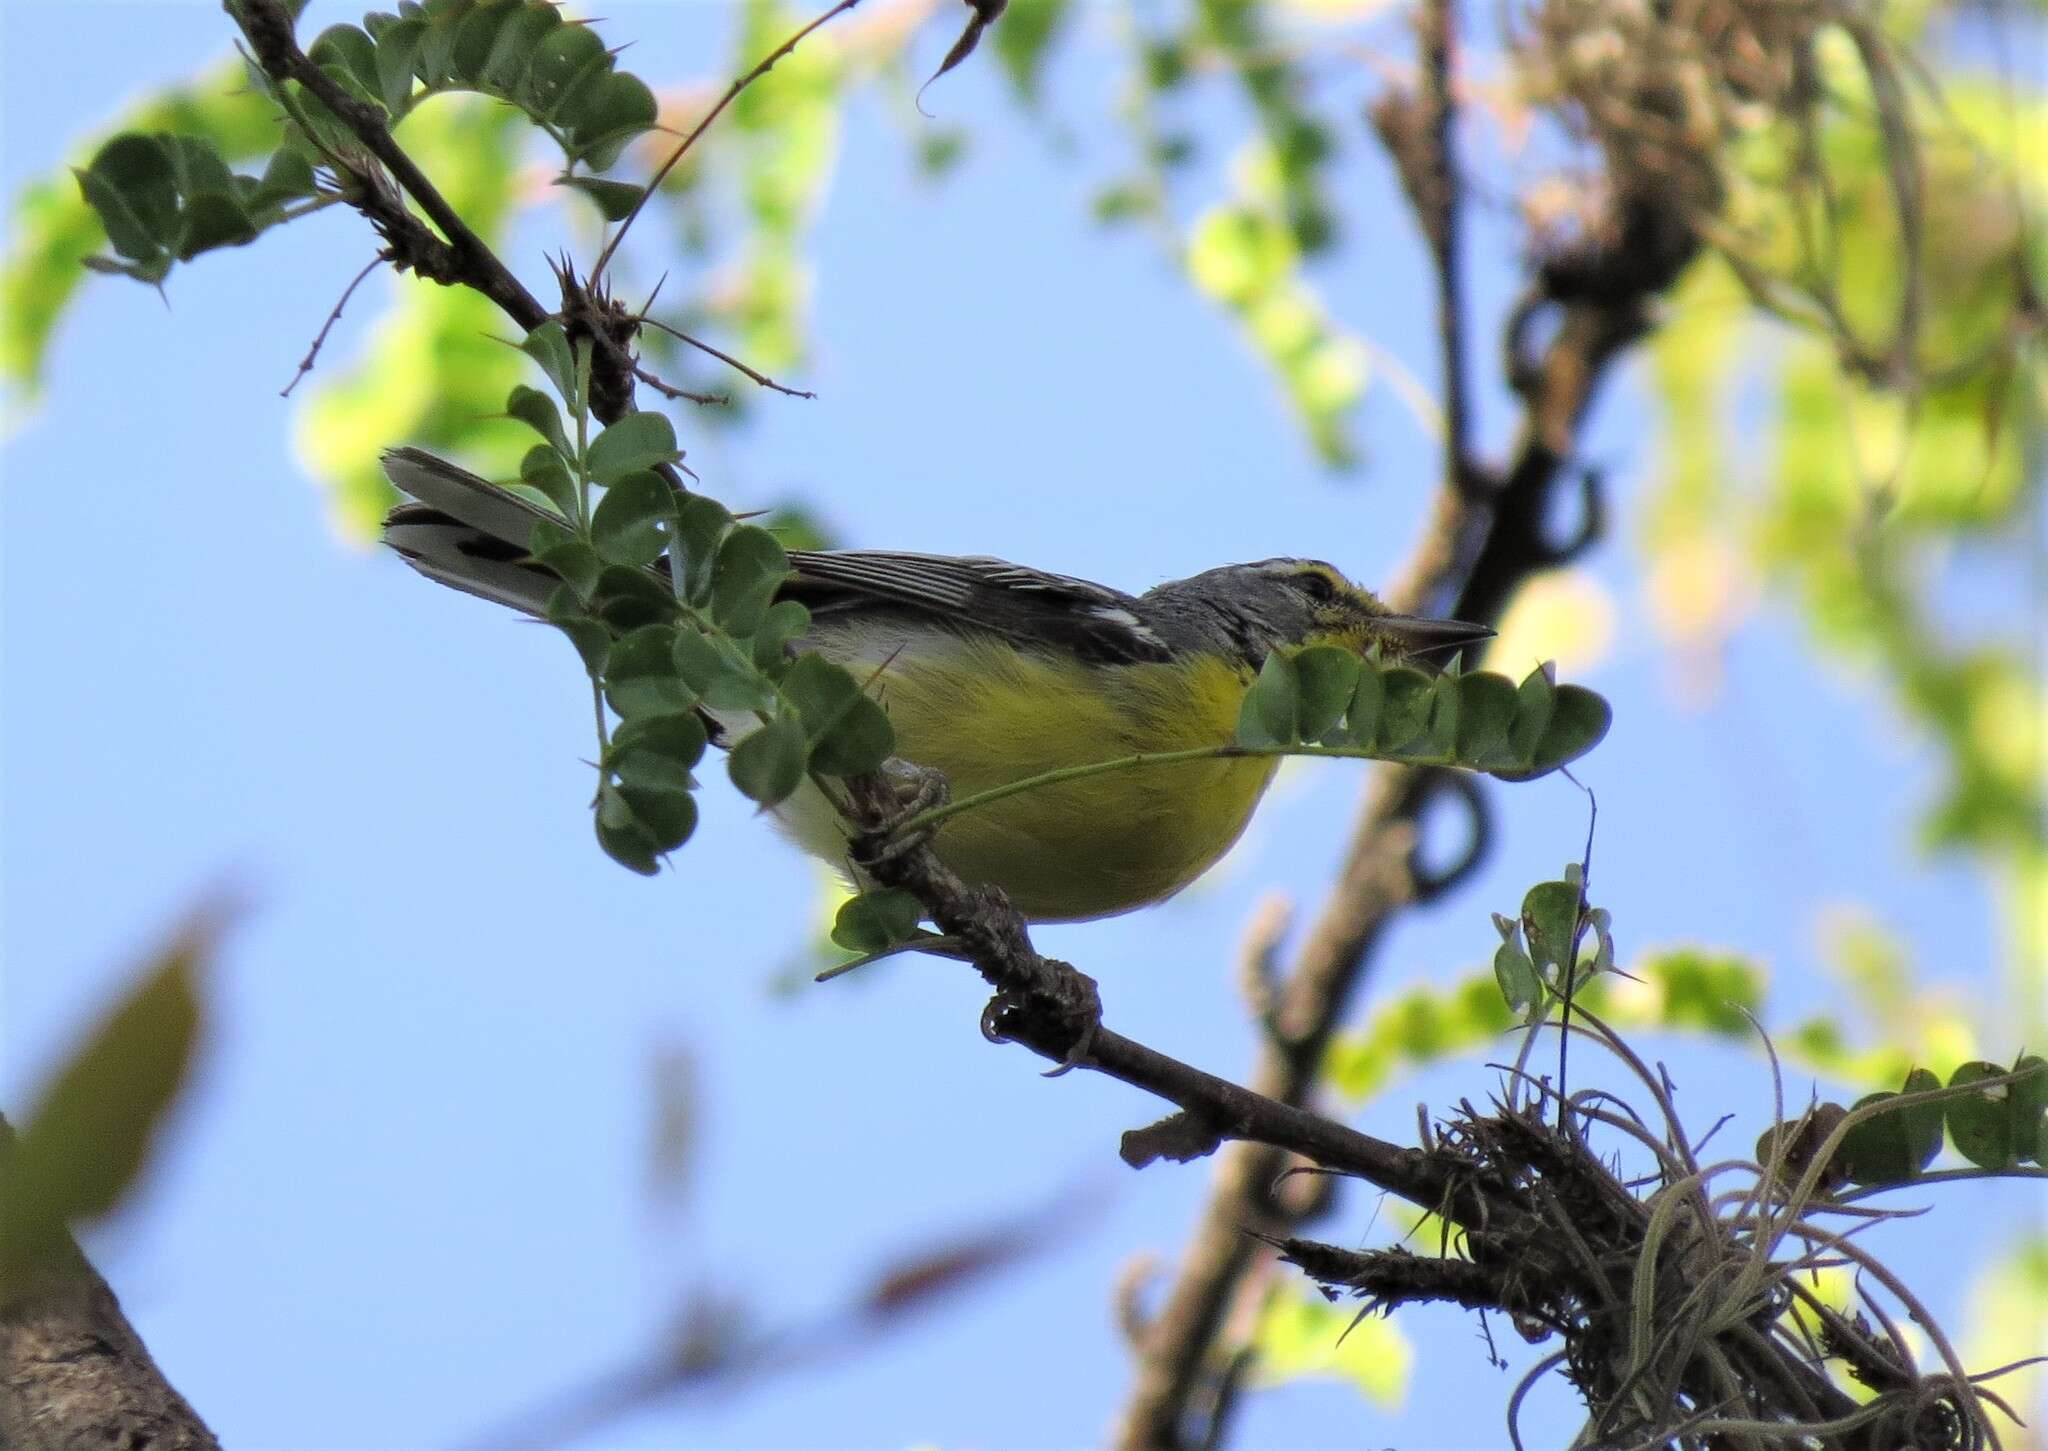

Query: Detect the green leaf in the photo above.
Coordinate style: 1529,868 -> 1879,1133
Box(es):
521,24 -> 609,119
595,779 -> 662,874
1495,684 -> 1613,779
248,147 -> 317,209
76,134 -> 177,264
709,526 -> 790,637
1293,645 -> 1361,742
2011,1055 -> 2047,1164
520,319 -> 579,406
1839,1092 -> 1921,1186
481,2 -> 562,92
673,495 -> 733,605
451,0 -> 523,84
1493,931 -> 1543,1016
1427,670 -> 1462,758
1374,667 -> 1433,754
1506,663 -> 1558,766
728,715 -> 808,805
590,563 -> 679,631
590,470 -> 677,568
1456,671 -> 1520,765
1236,650 -> 1301,747
784,654 -> 894,775
604,624 -> 695,717
1,916 -> 211,1290
585,410 -> 681,484
811,696 -> 892,776
309,24 -> 384,109
611,711 -> 709,771
1947,1060 -> 2015,1168
992,0 -> 1073,100
563,70 -> 658,170
604,739 -> 698,855
830,889 -> 924,952
557,174 -> 645,221
544,588 -> 611,674
673,628 -> 777,712
520,443 -> 580,519
1898,1067 -> 1945,1171
751,599 -> 813,670
532,524 -> 602,600
372,17 -> 428,113
1520,878 -> 1582,978
1342,659 -> 1384,746
506,384 -> 571,456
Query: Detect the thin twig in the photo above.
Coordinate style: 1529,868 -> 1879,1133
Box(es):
280,253 -> 382,397
590,0 -> 863,283
640,316 -> 816,398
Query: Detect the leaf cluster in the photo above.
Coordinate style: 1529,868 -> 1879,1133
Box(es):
1831,1056 -> 2048,1185
504,323 -> 893,875
305,0 -> 657,183
69,0 -> 660,287
1489,864 -> 1614,1018
1234,644 -> 1611,781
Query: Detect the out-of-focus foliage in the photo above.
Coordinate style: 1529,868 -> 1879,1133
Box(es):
1250,1283 -> 1411,1407
722,0 -> 844,374
0,912 -> 216,1293
2,56 -> 280,397
295,98 -> 529,535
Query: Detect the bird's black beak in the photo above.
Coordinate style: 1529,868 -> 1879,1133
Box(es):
1372,613 -> 1496,661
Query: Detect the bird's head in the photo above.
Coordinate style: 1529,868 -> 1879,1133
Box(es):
1150,558 -> 1494,667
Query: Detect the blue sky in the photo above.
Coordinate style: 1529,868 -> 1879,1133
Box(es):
3,3 -> 2037,1448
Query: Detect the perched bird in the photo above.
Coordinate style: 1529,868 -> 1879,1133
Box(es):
381,449 -> 1491,922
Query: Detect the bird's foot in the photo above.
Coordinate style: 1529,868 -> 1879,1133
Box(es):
856,759 -> 949,868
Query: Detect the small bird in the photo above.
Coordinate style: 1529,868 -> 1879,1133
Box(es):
381,449 -> 1492,922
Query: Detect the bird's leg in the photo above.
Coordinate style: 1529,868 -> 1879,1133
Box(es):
852,758 -> 949,868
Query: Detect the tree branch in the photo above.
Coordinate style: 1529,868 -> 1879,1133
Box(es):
0,1125 -> 218,1451
231,0 -> 548,332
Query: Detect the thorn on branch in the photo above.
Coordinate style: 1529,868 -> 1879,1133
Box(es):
917,0 -> 1007,114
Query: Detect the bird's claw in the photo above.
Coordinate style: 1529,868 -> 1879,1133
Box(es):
856,759 -> 948,869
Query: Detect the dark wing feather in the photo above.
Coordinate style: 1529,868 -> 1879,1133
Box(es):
378,451 -> 1173,665
784,550 -> 1172,664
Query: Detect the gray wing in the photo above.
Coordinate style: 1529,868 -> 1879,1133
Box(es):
784,550 -> 1172,664
379,450 -> 1173,664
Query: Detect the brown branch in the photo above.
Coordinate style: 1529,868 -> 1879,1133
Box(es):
0,1126 -> 217,1451
837,774 -> 1521,1231
232,0 -> 548,333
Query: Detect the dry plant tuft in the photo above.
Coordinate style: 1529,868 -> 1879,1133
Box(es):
1269,1009 -> 2036,1450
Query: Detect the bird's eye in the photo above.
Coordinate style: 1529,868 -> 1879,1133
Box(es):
1297,568 -> 1339,602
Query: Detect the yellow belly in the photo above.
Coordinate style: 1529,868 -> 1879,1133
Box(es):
775,633 -> 1277,922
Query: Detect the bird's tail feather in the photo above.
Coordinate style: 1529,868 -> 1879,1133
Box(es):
380,447 -> 567,619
